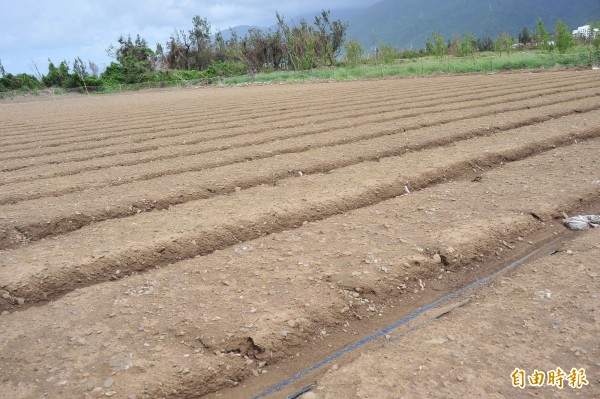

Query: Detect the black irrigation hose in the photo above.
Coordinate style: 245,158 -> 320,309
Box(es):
252,247 -> 544,399
285,384 -> 314,399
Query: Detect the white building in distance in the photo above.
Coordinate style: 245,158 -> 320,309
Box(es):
572,24 -> 599,38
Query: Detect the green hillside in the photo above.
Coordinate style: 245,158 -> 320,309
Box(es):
346,0 -> 600,50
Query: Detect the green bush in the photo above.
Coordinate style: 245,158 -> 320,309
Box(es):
100,62 -> 128,85
0,73 -> 43,91
42,60 -> 85,88
379,45 -> 399,64
555,20 -> 575,54
344,40 -> 364,65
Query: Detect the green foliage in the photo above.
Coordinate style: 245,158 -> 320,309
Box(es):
426,32 -> 447,57
1,58 -> 86,92
555,20 -> 575,53
83,76 -> 103,89
313,10 -> 348,66
346,0 -> 600,52
107,35 -> 155,83
536,18 -> 548,36
593,22 -> 600,50
190,16 -> 212,70
165,15 -> 213,71
298,37 -> 318,70
240,28 -> 285,71
535,18 -> 554,52
495,31 -> 515,55
519,27 -> 531,45
378,45 -> 399,63
203,60 -> 247,77
43,60 -> 68,87
589,21 -> 600,66
158,10 -> 347,75
276,10 -> 348,71
458,33 -> 476,56
100,62 -> 128,85
344,40 -> 363,64
0,72 -> 43,91
218,50 -> 600,85
6,12 -> 600,96
476,37 -> 494,52
397,49 -> 426,59
42,60 -> 83,88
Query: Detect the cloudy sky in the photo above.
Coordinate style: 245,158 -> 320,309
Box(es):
0,0 -> 379,75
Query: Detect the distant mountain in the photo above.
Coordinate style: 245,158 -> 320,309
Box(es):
292,8 -> 364,26
346,0 -> 600,51
216,25 -> 259,42
216,9 -> 364,42
216,1 -> 600,53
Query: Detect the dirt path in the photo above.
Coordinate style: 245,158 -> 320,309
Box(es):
0,70 -> 599,398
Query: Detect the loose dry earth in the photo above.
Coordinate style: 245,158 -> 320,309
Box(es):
0,70 -> 599,399
309,229 -> 600,399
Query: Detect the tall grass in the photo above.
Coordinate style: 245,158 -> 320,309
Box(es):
221,49 -> 599,85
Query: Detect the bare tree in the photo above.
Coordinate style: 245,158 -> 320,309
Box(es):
189,15 -> 212,70
73,57 -> 89,79
166,30 -> 191,70
30,60 -> 43,80
88,61 -> 99,77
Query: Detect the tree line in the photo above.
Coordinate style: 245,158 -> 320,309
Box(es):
1,15 -> 599,92
428,18 -> 577,57
0,10 -> 347,91
342,17 -> 599,65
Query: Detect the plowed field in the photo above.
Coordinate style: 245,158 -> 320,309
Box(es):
1,70 -> 599,398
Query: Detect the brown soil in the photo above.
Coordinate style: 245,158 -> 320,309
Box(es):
307,229 -> 600,399
0,70 -> 598,398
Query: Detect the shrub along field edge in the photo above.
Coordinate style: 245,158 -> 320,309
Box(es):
1,49 -> 599,99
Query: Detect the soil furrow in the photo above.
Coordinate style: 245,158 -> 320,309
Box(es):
0,79 -> 506,146
0,69 -> 584,140
2,103 -> 599,249
4,77 -> 594,190
0,137 -> 598,399
0,72 -> 568,143
2,82 -> 599,185
1,115 -> 599,309
1,73 -> 594,162
2,92 -> 600,206
0,80 -> 480,143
